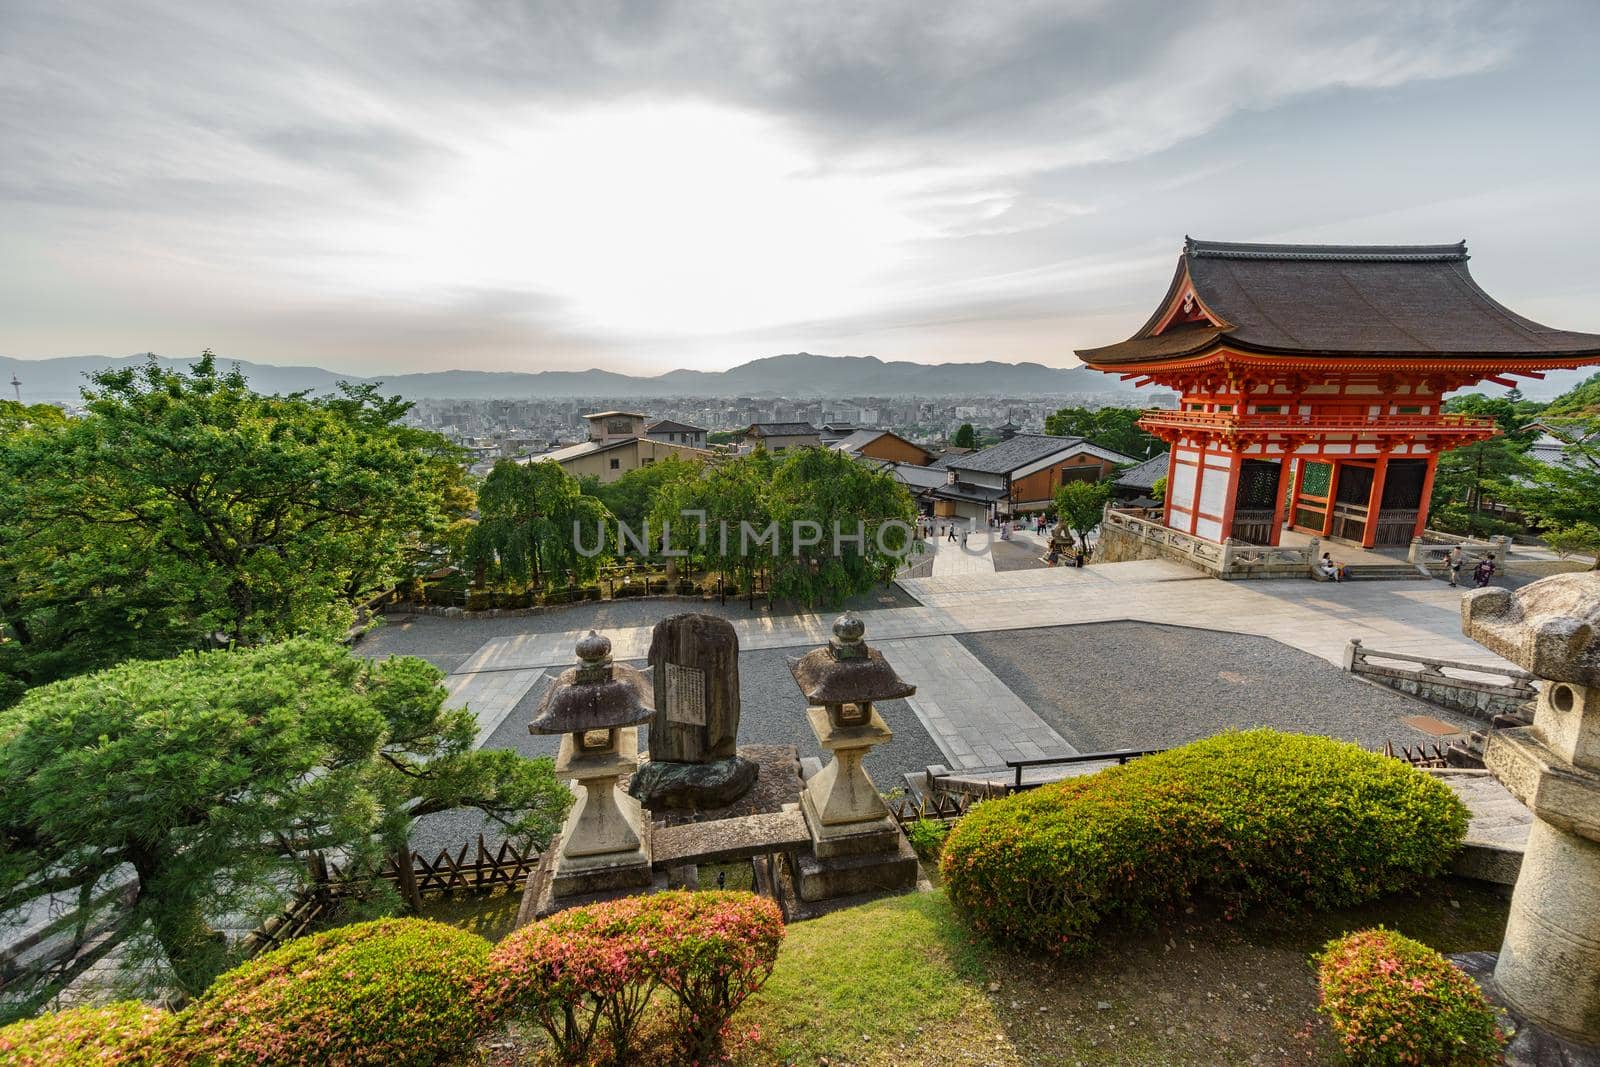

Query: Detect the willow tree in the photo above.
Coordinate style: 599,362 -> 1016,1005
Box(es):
464,459 -> 611,588
767,448 -> 916,605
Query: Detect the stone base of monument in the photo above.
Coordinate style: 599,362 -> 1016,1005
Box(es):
798,791 -> 902,859
627,754 -> 759,810
519,831 -> 670,923
791,830 -> 919,902
1451,951 -> 1600,1067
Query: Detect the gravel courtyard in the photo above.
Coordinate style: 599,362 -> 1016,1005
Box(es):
957,621 -> 1479,753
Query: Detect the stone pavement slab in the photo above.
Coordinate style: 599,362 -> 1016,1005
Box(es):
929,531 -> 995,577
449,562 -> 1516,678
874,635 -> 1076,771
444,646 -> 545,748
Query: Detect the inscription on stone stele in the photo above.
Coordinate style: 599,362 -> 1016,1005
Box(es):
664,663 -> 706,726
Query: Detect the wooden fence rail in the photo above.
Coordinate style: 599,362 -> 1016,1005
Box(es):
241,837 -> 541,958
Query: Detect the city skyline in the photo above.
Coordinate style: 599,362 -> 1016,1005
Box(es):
5,1 -> 1600,375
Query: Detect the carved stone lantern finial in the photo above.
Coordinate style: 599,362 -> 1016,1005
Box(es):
1462,572 -> 1600,1049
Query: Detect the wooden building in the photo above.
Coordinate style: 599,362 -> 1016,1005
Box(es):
933,434 -> 1134,519
830,429 -> 934,466
1079,239 -> 1600,549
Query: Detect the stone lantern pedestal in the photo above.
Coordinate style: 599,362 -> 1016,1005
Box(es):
787,615 -> 921,901
550,727 -> 653,896
529,632 -> 657,901
1462,574 -> 1600,1055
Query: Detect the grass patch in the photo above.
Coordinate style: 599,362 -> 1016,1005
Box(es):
471,876 -> 1509,1064
741,891 -> 1013,1065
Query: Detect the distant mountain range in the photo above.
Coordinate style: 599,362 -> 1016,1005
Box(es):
0,352 -> 1139,402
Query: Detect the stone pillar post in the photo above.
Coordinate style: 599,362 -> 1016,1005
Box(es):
1462,574 -> 1600,1046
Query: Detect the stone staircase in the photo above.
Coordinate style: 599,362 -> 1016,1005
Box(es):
1340,561 -> 1430,581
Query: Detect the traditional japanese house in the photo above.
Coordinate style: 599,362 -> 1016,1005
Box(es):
1078,239 -> 1600,549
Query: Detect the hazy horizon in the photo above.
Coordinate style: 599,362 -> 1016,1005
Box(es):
6,1 -> 1600,375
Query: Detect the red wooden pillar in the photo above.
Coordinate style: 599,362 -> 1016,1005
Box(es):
1413,451 -> 1441,538
1361,455 -> 1391,548
1161,445 -> 1179,527
1286,455 -> 1308,531
1268,454 -> 1292,546
1185,437 -> 1206,535
1320,461 -> 1340,538
1217,451 -> 1244,541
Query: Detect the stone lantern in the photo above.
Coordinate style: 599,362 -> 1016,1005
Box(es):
787,614 -> 920,899
531,630 -> 656,897
1462,572 -> 1600,1049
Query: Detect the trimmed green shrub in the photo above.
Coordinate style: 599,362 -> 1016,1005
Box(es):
490,890 -> 784,1063
169,918 -> 495,1066
0,1001 -> 171,1066
941,730 -> 1468,954
465,588 -> 493,612
1316,928 -> 1505,1065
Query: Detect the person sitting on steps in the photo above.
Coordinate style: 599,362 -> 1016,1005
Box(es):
1318,552 -> 1345,582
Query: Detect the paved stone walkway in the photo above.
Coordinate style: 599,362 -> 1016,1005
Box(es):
928,530 -> 995,576
443,561 -> 1518,779
443,652 -> 545,748
449,560 -> 1513,677
875,635 -> 1075,771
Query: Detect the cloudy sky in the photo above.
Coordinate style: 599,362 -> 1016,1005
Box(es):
4,0 -> 1600,375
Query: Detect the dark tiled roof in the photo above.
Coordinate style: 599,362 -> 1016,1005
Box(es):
646,419 -> 706,434
945,434 -> 1089,474
1112,452 -> 1170,490
747,422 -> 819,437
934,482 -> 1007,503
1078,239 -> 1600,365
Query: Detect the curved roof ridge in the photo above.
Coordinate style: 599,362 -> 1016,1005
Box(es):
1184,237 -> 1468,262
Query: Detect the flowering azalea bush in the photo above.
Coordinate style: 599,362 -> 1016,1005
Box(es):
0,1001 -> 171,1066
1316,928 -> 1505,1065
490,897 -> 660,1064
644,891 -> 785,1060
491,890 -> 784,1063
166,918 -> 496,1066
941,729 -> 1468,954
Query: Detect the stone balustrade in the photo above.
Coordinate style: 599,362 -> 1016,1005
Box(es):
1099,507 -> 1315,580
1343,638 -> 1537,721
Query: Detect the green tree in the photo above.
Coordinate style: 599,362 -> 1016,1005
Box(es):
1042,406 -> 1159,459
1542,371 -> 1600,418
0,355 -> 468,670
767,448 -> 916,605
1426,392 -> 1543,535
1498,423 -> 1600,566
1053,479 -> 1112,553
464,459 -> 611,588
590,456 -> 700,547
0,639 -> 569,995
952,423 -> 976,449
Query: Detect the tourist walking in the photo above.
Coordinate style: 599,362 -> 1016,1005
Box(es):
946,523 -> 957,543
1474,553 -> 1497,588
1448,545 -> 1464,587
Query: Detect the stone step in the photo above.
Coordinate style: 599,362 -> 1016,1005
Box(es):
1342,564 -> 1430,581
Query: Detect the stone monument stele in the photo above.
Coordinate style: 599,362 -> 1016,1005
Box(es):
530,630 -> 655,898
786,613 -> 921,900
628,612 -> 759,809
1463,571 -> 1600,1049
